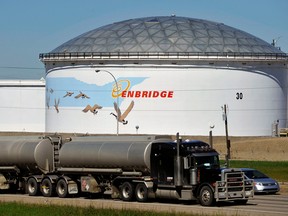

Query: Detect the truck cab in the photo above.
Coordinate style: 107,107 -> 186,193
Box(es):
150,140 -> 220,186
148,139 -> 254,205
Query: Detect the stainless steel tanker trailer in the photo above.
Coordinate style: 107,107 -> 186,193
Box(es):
0,134 -> 254,206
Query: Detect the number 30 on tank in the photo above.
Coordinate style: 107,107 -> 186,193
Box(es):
236,92 -> 243,100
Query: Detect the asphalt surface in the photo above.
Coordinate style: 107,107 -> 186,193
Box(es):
0,194 -> 287,216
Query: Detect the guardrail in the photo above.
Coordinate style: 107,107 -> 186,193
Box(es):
39,52 -> 288,62
279,128 -> 288,137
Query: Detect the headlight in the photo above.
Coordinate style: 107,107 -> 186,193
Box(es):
254,182 -> 263,186
254,182 -> 264,191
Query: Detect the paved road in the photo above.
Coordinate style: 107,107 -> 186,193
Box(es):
0,194 -> 287,216
213,194 -> 288,216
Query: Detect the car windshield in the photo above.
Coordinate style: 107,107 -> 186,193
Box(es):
244,170 -> 268,179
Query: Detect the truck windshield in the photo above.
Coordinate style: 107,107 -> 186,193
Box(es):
195,155 -> 219,168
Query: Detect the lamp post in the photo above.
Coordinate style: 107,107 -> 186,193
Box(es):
95,69 -> 119,136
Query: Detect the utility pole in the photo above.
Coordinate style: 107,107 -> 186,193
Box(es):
222,104 -> 231,168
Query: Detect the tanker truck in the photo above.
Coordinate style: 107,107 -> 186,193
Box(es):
0,134 -> 254,206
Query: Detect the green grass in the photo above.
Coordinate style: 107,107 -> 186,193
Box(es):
223,160 -> 288,182
0,202 -> 210,216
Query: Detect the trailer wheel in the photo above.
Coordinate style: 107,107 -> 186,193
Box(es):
27,178 -> 38,196
120,182 -> 135,201
41,178 -> 54,197
135,183 -> 148,202
199,186 -> 215,206
56,179 -> 68,198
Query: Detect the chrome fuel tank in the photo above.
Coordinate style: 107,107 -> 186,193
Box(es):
59,136 -> 154,173
0,136 -> 54,174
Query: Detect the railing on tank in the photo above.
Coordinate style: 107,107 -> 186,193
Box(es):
39,52 -> 288,61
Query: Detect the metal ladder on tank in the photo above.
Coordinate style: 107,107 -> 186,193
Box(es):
50,135 -> 62,172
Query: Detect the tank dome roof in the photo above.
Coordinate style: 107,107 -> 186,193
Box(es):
51,16 -> 281,54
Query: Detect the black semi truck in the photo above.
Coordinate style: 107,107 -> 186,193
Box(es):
0,133 -> 254,206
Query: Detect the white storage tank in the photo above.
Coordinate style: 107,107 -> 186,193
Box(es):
40,16 -> 288,136
0,79 -> 45,132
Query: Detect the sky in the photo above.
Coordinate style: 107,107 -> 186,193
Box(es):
0,0 -> 287,80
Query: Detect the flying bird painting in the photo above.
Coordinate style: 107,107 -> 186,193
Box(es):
74,91 -> 90,99
110,100 -> 134,125
82,104 -> 103,114
46,95 -> 50,109
54,98 -> 60,113
63,91 -> 74,97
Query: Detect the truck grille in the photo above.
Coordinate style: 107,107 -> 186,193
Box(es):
215,169 -> 254,201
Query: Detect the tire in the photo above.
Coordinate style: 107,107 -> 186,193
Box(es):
56,179 -> 68,198
120,182 -> 135,201
27,178 -> 39,196
135,183 -> 148,202
41,178 -> 54,197
199,186 -> 215,206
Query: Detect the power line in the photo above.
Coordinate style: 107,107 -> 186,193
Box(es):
0,66 -> 44,70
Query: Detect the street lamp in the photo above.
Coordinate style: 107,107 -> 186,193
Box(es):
95,69 -> 119,135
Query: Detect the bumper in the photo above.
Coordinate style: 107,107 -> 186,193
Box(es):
254,185 -> 280,193
216,190 -> 253,201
